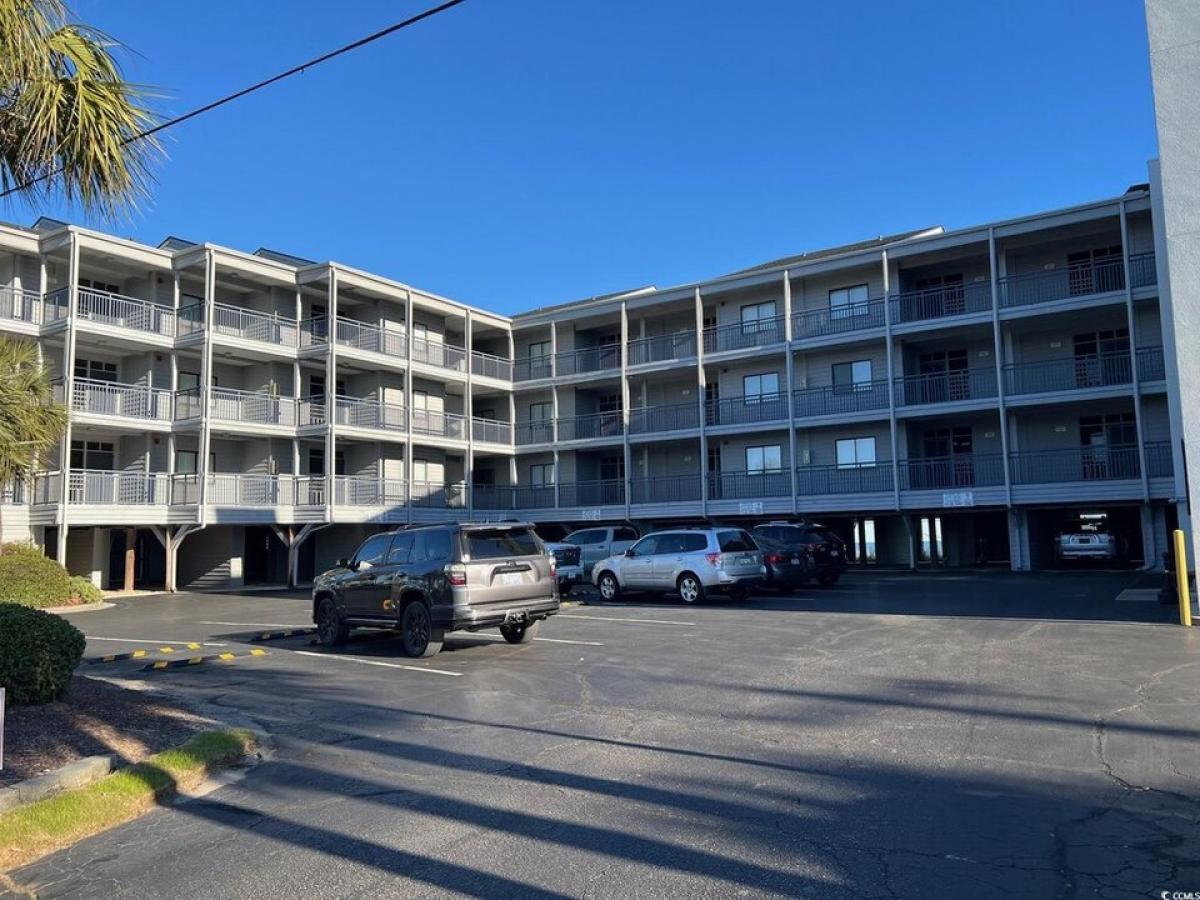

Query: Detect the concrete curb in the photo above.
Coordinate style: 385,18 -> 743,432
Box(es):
0,755 -> 116,815
45,601 -> 115,615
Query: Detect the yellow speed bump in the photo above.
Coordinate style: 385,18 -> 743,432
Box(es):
140,648 -> 267,672
87,649 -> 149,665
252,628 -> 317,643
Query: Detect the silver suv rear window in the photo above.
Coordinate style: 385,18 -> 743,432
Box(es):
466,528 -> 540,559
717,530 -> 756,552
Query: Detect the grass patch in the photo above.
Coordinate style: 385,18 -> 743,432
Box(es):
0,729 -> 255,873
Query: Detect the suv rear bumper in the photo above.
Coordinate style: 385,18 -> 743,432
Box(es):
440,597 -> 561,631
707,573 -> 764,594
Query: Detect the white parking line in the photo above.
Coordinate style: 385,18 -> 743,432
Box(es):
557,614 -> 696,627
201,621 -> 297,628
291,649 -> 461,676
86,636 -> 228,647
465,633 -> 604,647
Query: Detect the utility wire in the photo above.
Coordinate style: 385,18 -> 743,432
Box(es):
0,0 -> 469,199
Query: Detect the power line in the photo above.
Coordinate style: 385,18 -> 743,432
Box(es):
0,0 -> 469,200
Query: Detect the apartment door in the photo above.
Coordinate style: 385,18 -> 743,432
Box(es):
1067,246 -> 1123,296
921,427 -> 974,488
1073,329 -> 1130,387
598,334 -> 621,369
707,444 -> 723,499
598,454 -> 624,504
913,273 -> 965,318
704,381 -> 720,426
1079,413 -> 1136,479
598,393 -> 622,436
918,350 -> 969,402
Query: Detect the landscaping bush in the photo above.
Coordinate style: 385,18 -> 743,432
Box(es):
0,603 -> 85,704
68,575 -> 104,603
0,542 -> 99,608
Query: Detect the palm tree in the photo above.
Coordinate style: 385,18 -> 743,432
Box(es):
0,336 -> 67,548
1,0 -> 160,216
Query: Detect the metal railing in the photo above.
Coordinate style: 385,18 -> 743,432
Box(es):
209,387 -> 297,426
170,474 -> 200,505
792,298 -> 885,340
206,474 -> 325,506
1008,445 -> 1142,484
558,479 -> 625,507
893,368 -> 998,406
1145,441 -> 1174,478
900,454 -> 1006,490
334,317 -> 406,357
1129,251 -> 1157,288
707,469 -> 791,499
43,287 -> 70,323
410,481 -> 467,508
555,345 -> 622,376
473,484 -> 557,510
411,409 -> 467,440
628,401 -> 700,435
412,337 -> 467,372
173,388 -> 203,420
332,476 -> 406,506
998,256 -> 1126,308
31,471 -> 61,505
626,331 -> 697,366
335,396 -> 406,431
299,397 -> 326,426
75,287 -> 176,337
1137,346 -> 1166,381
630,473 -> 702,504
513,356 -> 554,381
470,349 -> 513,381
471,417 -> 513,444
0,287 -> 46,325
792,381 -> 890,419
795,463 -> 894,495
1,480 -> 26,504
705,393 -> 790,427
1003,351 -> 1132,395
69,377 -> 173,421
299,316 -> 328,348
67,470 -> 171,505
557,411 -> 625,441
702,315 -> 786,354
514,420 -> 554,445
177,303 -> 204,337
212,303 -> 298,347
888,281 -> 991,324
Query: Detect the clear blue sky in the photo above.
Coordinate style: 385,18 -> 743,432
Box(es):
11,0 -> 1157,314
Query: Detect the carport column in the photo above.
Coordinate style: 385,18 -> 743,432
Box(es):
1007,508 -> 1030,571
1139,504 -> 1159,571
988,228 -> 1014,511
881,251 -> 901,512
620,301 -> 632,518
196,249 -> 217,520
167,273 -> 180,483
324,266 -> 338,523
405,290 -> 414,524
694,286 -> 709,518
1119,201 -> 1151,506
293,287 -> 302,489
551,320 -> 560,509
465,308 -> 474,517
507,325 -> 518,493
56,231 -> 81,566
783,270 -> 799,515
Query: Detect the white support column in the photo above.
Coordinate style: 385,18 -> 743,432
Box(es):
550,321 -> 560,509
988,228 -> 1014,514
56,232 -> 80,565
882,252 -> 901,512
1119,201 -> 1151,503
404,290 -> 415,523
694,287 -> 709,518
620,301 -> 632,518
465,309 -> 475,518
196,250 -> 216,521
167,274 -> 179,479
783,270 -> 799,515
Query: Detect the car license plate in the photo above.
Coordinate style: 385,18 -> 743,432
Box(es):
737,556 -> 752,566
830,550 -> 840,557
789,558 -> 800,565
502,572 -> 523,585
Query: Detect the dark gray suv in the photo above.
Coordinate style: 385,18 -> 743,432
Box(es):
312,522 -> 559,657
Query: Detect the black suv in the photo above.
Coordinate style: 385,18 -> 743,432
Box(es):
751,522 -> 848,589
312,522 -> 558,657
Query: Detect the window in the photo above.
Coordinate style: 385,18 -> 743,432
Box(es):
746,445 -> 782,474
565,529 -> 605,545
78,277 -> 119,294
74,359 -> 118,382
530,463 -> 554,487
717,530 -> 756,552
829,284 -> 870,319
70,440 -> 114,470
743,372 -> 780,401
387,532 -> 415,564
309,375 -> 345,398
353,533 -> 394,568
176,450 -> 199,475
654,533 -> 687,554
466,527 -> 540,559
309,448 -> 346,477
836,437 -> 877,469
628,535 -> 661,557
599,455 -> 624,481
527,340 -> 551,367
832,360 -> 872,393
614,527 -> 639,541
529,401 -> 552,422
740,301 -> 777,333
415,528 -> 453,564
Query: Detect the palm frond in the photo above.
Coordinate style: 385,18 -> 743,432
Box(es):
0,335 -> 67,486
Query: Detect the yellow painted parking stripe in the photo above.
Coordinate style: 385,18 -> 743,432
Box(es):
86,649 -> 149,664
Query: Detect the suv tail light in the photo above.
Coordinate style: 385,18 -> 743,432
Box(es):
549,556 -> 557,578
705,552 -> 721,567
446,567 -> 467,587
764,553 -> 784,565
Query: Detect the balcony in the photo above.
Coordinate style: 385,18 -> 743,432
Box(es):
628,401 -> 700,435
334,396 -> 406,432
471,349 -> 513,381
792,381 -> 890,419
556,411 -> 624,441
1003,352 -> 1132,396
893,369 -> 998,407
705,394 -> 789,428
792,298 -> 886,340
794,463 -> 894,495
473,484 -> 556,510
67,378 -> 173,422
299,316 -> 327,348
65,470 -> 174,505
411,481 -> 466,509
332,476 -> 406,506
555,345 -> 621,377
471,416 -> 513,444
626,332 -> 697,366
1137,346 -> 1165,381
900,454 -> 1006,490
0,287 -> 49,326
212,303 -> 298,348
412,337 -> 467,373
1145,441 -> 1174,477
209,387 -> 298,427
1008,445 -> 1142,485
173,388 -> 203,420
630,473 -> 702,504
207,474 -> 325,507
334,317 -> 406,357
1129,251 -> 1157,288
513,356 -> 553,382
56,286 -> 176,338
889,281 -> 991,325
998,256 -> 1125,309
702,316 -> 786,354
707,469 -> 791,499
411,409 -> 467,440
558,479 -> 625,507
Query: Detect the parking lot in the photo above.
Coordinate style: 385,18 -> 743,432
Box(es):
6,570 -> 1199,899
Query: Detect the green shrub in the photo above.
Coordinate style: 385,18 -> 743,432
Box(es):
0,603 -> 86,704
68,575 -> 104,603
0,542 -> 95,608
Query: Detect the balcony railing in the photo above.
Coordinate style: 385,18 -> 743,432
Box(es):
177,303 -> 204,337
514,420 -> 554,445
900,454 -> 1006,490
471,417 -> 513,445
0,287 -> 46,325
470,349 -> 513,381
411,409 -> 467,440
792,299 -> 885,340
998,257 -> 1126,308
72,287 -> 176,337
299,397 -> 326,427
557,411 -> 624,441
1008,445 -> 1143,484
173,388 -> 203,420
513,356 -> 553,381
412,337 -> 467,372
212,303 -> 298,347
68,378 -> 173,421
555,345 -> 622,376
410,481 -> 467,508
792,381 -> 890,419
889,281 -> 991,324
703,316 -> 786,354
299,316 -> 328,348
558,479 -> 625,507
1129,251 -> 1157,288
67,470 -> 171,505
626,331 -> 697,366
630,473 -> 702,504
170,474 -> 200,505
628,401 -> 700,435
335,317 -> 406,357
707,469 -> 791,499
332,476 -> 406,506
893,368 -> 998,406
1003,351 -> 1132,396
1,480 -> 26,504
335,396 -> 406,431
795,463 -> 894,495
207,474 -> 325,506
31,471 -> 61,505
1137,346 -> 1166,381
210,387 -> 297,426
705,393 -> 789,427
1145,441 -> 1174,477
473,484 -> 557,510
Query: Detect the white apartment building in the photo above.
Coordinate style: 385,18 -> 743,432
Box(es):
0,180 -> 1189,590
